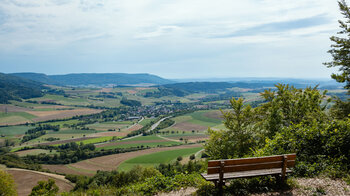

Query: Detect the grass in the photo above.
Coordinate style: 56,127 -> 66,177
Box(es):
77,136 -> 117,145
118,147 -> 203,171
42,119 -> 80,127
86,121 -> 133,131
187,110 -> 222,127
0,112 -> 37,124
0,126 -> 34,136
97,141 -> 181,150
139,118 -> 155,126
123,135 -> 163,141
162,132 -> 207,138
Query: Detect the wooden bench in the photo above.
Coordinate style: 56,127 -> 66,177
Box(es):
201,154 -> 296,194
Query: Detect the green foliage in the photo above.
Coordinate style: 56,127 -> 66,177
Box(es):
324,0 -> 350,91
205,98 -> 257,159
254,119 -> 350,176
196,176 -> 294,196
0,169 -> 17,196
0,73 -> 45,104
0,153 -> 41,170
257,84 -> 329,138
330,98 -> 350,119
120,97 -> 142,107
29,179 -> 59,196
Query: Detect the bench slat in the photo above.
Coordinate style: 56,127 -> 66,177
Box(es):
208,154 -> 296,167
207,160 -> 295,174
201,168 -> 292,181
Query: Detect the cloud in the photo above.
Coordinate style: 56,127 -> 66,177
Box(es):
0,0 -> 343,78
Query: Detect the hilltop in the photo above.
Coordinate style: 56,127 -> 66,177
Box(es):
11,73 -> 174,87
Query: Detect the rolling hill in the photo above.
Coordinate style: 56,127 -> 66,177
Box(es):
0,73 -> 46,103
11,73 -> 173,87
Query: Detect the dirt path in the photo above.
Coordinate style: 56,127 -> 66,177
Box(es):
43,144 -> 202,176
6,168 -> 74,196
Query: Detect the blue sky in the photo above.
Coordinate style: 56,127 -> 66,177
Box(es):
0,0 -> 343,79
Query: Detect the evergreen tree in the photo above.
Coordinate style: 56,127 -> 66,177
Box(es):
325,0 -> 350,91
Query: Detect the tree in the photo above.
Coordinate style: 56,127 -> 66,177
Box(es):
0,170 -> 17,196
29,179 -> 59,196
204,98 -> 257,159
257,84 -> 329,138
324,0 -> 350,91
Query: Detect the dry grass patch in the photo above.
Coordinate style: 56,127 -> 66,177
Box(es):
28,108 -> 102,122
173,122 -> 207,132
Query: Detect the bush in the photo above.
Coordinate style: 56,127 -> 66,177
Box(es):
0,170 -> 17,196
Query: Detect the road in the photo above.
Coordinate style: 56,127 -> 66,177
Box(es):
122,116 -> 171,141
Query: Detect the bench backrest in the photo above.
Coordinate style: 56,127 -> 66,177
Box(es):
207,154 -> 296,175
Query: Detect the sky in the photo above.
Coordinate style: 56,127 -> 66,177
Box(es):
0,0 -> 344,79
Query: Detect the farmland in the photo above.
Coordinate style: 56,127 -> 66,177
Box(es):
42,144 -> 202,176
0,83 -> 276,195
118,146 -> 203,171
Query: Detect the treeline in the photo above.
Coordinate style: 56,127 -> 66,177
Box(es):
0,73 -> 46,103
22,125 -> 60,143
144,87 -> 188,98
120,97 -> 142,107
23,143 -> 152,164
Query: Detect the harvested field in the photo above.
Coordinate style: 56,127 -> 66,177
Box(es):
203,110 -> 223,120
15,149 -> 53,156
28,108 -> 102,122
6,168 -> 74,196
0,105 -> 30,112
44,144 -> 202,175
172,122 -> 207,131
0,116 -> 32,126
127,90 -> 137,94
127,124 -> 143,132
166,135 -> 208,142
42,164 -> 91,176
96,139 -> 169,148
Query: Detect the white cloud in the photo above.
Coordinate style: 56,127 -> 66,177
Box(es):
0,0 -> 344,78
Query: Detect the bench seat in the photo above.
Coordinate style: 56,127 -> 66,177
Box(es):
201,168 -> 292,181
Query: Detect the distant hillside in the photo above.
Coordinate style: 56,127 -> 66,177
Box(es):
11,73 -> 173,86
144,82 -> 239,98
0,73 -> 46,104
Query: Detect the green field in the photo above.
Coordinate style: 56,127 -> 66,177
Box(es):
86,121 -> 133,131
139,118 -> 154,126
118,147 -> 203,171
0,126 -> 34,136
77,136 -> 117,145
187,110 -> 222,127
42,120 -> 81,127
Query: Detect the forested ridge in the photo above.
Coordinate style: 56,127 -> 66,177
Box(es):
0,73 -> 46,104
